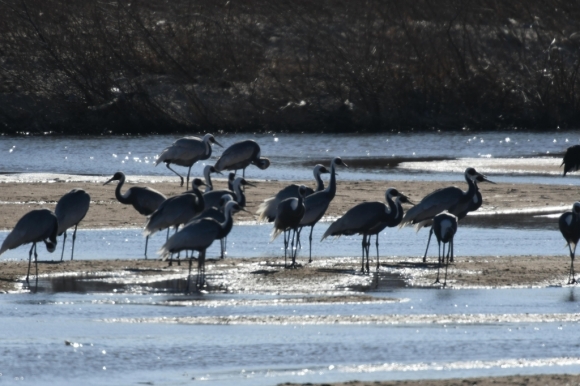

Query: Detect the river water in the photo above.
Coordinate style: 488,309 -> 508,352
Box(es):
2,130 -> 580,385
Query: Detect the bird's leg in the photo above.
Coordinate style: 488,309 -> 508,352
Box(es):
361,235 -> 367,273
569,245 -> 577,285
290,229 -> 297,268
443,242 -> 451,288
186,166 -> 192,191
34,242 -> 39,288
283,229 -> 289,268
197,251 -> 206,289
166,228 -> 170,241
60,230 -> 67,261
186,257 -> 193,293
220,238 -> 225,259
71,224 -> 78,261
144,235 -> 149,260
375,234 -> 380,271
308,226 -> 315,263
423,228 -> 434,263
365,236 -> 371,274
434,242 -> 441,284
26,243 -> 34,286
296,228 -> 302,251
166,163 -> 184,187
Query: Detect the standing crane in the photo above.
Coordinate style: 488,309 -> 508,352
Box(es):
214,140 -> 270,178
271,185 -> 307,268
103,171 -> 167,258
559,202 -> 580,284
432,211 -> 458,287
0,209 -> 58,287
156,133 -> 222,188
55,189 -> 91,261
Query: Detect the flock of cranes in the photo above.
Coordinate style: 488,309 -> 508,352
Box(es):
2,135 -> 580,290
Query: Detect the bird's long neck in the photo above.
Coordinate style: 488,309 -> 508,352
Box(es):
193,188 -> 205,212
384,193 -> 397,219
203,137 -> 212,158
463,174 -> 477,201
314,170 -> 325,192
391,197 -> 405,224
326,163 -> 337,198
114,175 -> 132,205
234,182 -> 246,207
204,170 -> 213,192
220,206 -> 235,231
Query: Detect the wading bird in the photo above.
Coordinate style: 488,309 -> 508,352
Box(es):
399,167 -> 492,262
104,171 -> 167,258
156,133 -> 222,188
214,140 -> 270,178
432,211 -> 458,287
0,209 -> 58,287
202,165 -> 221,193
562,145 -> 580,176
190,194 -> 234,258
159,201 -> 243,291
559,202 -> 580,284
322,188 -> 412,273
299,157 -> 348,263
271,185 -> 307,268
55,189 -> 91,261
203,177 -> 254,209
257,164 -> 330,223
144,179 -> 206,265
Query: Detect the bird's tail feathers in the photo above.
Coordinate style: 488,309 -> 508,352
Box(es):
270,226 -> 284,242
256,197 -> 275,223
414,219 -> 432,233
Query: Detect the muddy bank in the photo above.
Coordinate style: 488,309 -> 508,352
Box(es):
0,254 -> 574,294
281,373 -> 580,386
0,177 -> 574,230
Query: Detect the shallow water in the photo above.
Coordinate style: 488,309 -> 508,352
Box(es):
2,131 -> 580,184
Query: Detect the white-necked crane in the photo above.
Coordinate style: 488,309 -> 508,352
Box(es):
559,202 -> 580,284
55,189 -> 90,261
322,188 -> 412,273
298,157 -> 348,262
203,176 -> 254,209
103,171 -> 166,258
271,185 -> 308,268
214,139 -> 270,178
257,164 -> 330,223
156,133 -> 222,188
0,209 -> 58,287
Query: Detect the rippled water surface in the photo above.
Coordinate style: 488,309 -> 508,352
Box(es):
2,130 -> 580,385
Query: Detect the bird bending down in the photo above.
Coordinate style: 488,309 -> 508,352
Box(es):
55,189 -> 91,261
203,176 -> 254,209
322,188 -> 412,274
271,185 -> 308,268
432,211 -> 458,287
159,201 -> 243,291
0,209 -> 58,287
257,164 -> 330,223
299,157 -> 348,263
559,202 -> 580,284
104,171 -> 167,258
562,145 -> 580,176
156,133 -> 222,188
214,139 -> 270,178
144,178 -> 206,265
399,167 -> 492,263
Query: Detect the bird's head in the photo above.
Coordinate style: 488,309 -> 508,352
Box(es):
205,165 -> 223,176
573,202 -> 580,214
236,178 -> 256,189
103,171 -> 124,185
466,167 -> 494,184
298,185 -> 308,198
314,164 -> 330,175
204,134 -> 223,148
191,178 -> 206,190
386,188 -> 414,205
331,157 -> 348,169
219,194 -> 234,209
254,158 -> 271,170
44,239 -> 57,253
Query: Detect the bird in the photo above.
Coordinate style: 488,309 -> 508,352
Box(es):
144,178 -> 206,265
0,209 -> 58,287
103,171 -> 167,258
559,202 -> 580,284
159,201 -> 243,291
189,194 -> 234,258
202,165 -> 222,193
322,188 -> 412,273
227,172 -> 236,191
156,133 -> 222,188
214,139 -> 270,178
271,185 -> 308,268
256,164 -> 330,223
432,211 -> 458,287
203,176 -> 255,209
298,157 -> 348,263
399,167 -> 492,262
55,189 -> 91,261
561,145 -> 580,176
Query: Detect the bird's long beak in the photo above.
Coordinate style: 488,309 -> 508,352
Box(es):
214,140 -> 224,148
103,178 -> 115,186
244,182 -> 257,188
477,174 -> 496,184
401,195 -> 414,205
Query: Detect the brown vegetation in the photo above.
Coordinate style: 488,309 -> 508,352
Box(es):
2,1 -> 580,134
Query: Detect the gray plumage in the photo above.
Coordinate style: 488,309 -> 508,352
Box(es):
562,145 -> 580,176
0,209 -> 58,286
322,188 -> 411,273
55,189 -> 91,261
299,157 -> 348,262
190,194 -> 234,258
159,201 -> 242,290
432,211 -> 458,287
257,164 -> 330,223
203,165 -> 221,193
271,186 -> 307,268
214,140 -> 270,178
203,177 -> 254,209
104,171 -> 167,258
156,133 -> 222,188
559,202 -> 580,284
144,178 -> 205,237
